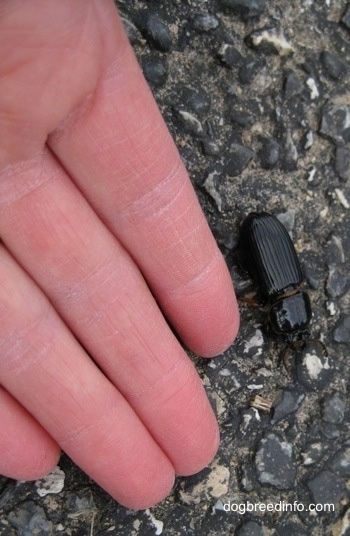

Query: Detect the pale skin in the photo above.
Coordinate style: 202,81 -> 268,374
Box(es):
0,0 -> 239,509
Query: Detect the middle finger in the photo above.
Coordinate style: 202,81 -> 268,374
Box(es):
0,147 -> 219,475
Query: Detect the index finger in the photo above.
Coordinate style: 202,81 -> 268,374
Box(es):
49,2 -> 239,356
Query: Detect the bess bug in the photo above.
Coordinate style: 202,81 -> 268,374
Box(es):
236,212 -> 325,360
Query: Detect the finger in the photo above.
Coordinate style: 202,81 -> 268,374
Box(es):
0,245 -> 175,509
48,2 -> 239,357
0,147 -> 219,476
0,386 -> 60,480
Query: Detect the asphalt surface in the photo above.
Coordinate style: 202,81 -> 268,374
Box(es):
0,1 -> 349,534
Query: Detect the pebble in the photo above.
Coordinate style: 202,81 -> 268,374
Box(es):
271,388 -> 305,424
226,143 -> 254,176
301,251 -> 324,290
329,447 -> 350,477
296,344 -> 333,391
237,520 -> 264,536
193,13 -> 219,32
231,110 -> 255,127
181,87 -> 211,116
319,104 -> 350,145
175,109 -> 204,137
142,57 -> 168,87
218,44 -> 243,68
8,501 -> 53,536
325,234 -> 346,266
203,172 -> 225,212
246,28 -> 294,56
201,138 -> 221,156
341,4 -> 350,30
120,17 -> 141,46
335,146 -> 350,181
326,266 -> 349,298
259,137 -> 280,169
333,315 -> 350,344
323,393 -> 345,424
321,51 -> 347,80
219,0 -> 266,20
284,70 -> 303,99
301,442 -> 325,466
141,14 -> 172,52
239,58 -> 261,84
35,466 -> 65,497
255,433 -> 296,489
307,470 -> 346,506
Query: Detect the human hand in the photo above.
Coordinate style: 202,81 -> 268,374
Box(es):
0,0 -> 239,509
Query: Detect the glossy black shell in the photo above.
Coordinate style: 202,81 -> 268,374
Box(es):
237,212 -> 303,298
269,292 -> 312,338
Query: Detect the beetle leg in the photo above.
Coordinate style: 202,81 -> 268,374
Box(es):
281,345 -> 295,373
307,338 -> 328,357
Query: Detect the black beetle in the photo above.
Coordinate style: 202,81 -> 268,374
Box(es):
236,212 -> 314,354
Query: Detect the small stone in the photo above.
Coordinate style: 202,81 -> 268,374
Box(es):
259,137 -> 280,169
319,104 -> 350,145
142,14 -> 172,52
246,28 -> 294,56
142,58 -> 168,87
226,143 -> 254,176
203,172 -> 226,212
308,470 -> 346,505
323,393 -> 345,424
239,58 -> 261,84
120,17 -> 141,46
218,44 -> 243,68
219,0 -> 266,19
296,344 -> 333,391
301,442 -> 325,466
181,87 -> 211,116
335,146 -> 350,181
284,70 -> 303,99
231,110 -> 255,127
255,433 -> 296,489
333,315 -> 350,344
8,501 -> 53,536
341,4 -> 350,30
326,266 -> 350,298
325,234 -> 345,266
330,448 -> 350,477
283,130 -> 298,170
271,388 -> 305,423
35,466 -> 65,497
301,251 -> 324,290
321,51 -> 347,80
175,109 -> 204,137
193,13 -> 219,32
238,520 -> 264,536
306,77 -> 319,100
201,138 -> 221,156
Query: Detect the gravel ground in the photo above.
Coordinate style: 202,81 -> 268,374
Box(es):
1,1 -> 350,535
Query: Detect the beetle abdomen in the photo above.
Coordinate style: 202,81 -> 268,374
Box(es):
238,212 -> 303,297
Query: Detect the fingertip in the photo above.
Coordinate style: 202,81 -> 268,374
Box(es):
0,388 -> 61,481
171,254 -> 240,358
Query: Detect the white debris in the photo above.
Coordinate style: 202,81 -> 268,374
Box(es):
335,188 -> 350,209
306,77 -> 319,99
145,510 -> 164,535
35,466 -> 65,497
